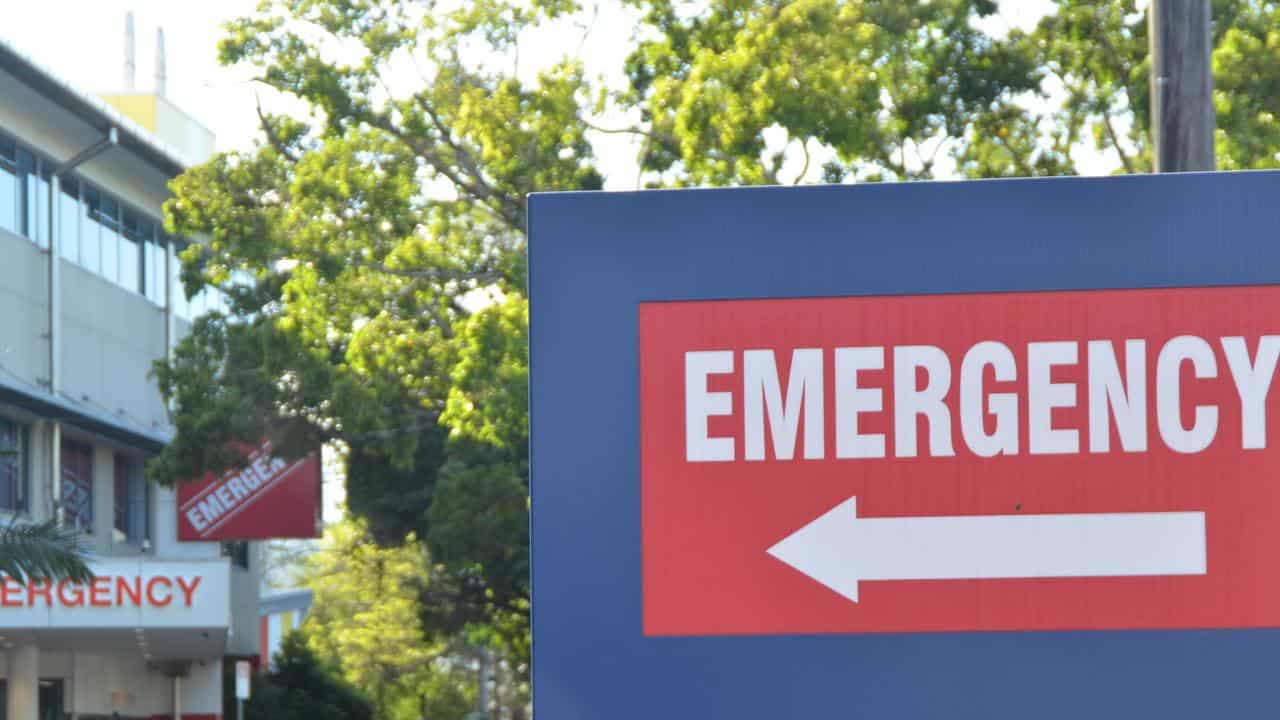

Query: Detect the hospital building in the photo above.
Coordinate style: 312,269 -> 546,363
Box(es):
0,27 -> 260,720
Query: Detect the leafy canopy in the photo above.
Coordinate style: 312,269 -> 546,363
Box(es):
153,0 -> 1280,693
298,518 -> 479,720
246,631 -> 375,720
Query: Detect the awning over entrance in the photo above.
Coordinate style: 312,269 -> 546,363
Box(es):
1,625 -> 227,661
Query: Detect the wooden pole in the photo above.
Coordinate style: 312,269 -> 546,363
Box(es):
1148,0 -> 1215,172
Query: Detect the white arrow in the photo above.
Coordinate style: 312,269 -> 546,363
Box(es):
766,497 -> 1207,603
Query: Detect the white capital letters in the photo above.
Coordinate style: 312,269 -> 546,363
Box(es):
744,349 -> 824,460
959,341 -> 1018,457
1087,340 -> 1148,453
893,345 -> 954,458
685,351 -> 735,462
835,347 -> 885,458
1028,341 -> 1079,455
1156,335 -> 1218,454
1222,335 -> 1280,450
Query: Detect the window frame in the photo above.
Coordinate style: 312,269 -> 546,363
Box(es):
59,438 -> 94,534
0,418 -> 28,514
0,123 -> 200,309
112,453 -> 151,547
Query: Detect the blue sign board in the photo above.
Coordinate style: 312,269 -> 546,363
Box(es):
529,171 -> 1280,718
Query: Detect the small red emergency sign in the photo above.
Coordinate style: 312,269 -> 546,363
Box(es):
177,444 -> 322,541
640,285 -> 1280,636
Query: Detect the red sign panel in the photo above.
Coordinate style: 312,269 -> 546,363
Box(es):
177,444 -> 321,541
640,285 -> 1280,636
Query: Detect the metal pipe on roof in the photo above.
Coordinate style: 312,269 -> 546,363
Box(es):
125,12 -> 136,90
155,27 -> 166,97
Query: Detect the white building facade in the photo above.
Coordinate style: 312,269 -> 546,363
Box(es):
0,38 -> 258,720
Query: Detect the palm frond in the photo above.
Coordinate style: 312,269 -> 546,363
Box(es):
0,521 -> 93,583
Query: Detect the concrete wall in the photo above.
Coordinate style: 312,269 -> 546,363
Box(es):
0,230 -> 50,391
0,227 -> 170,433
97,92 -> 215,168
61,259 -> 169,431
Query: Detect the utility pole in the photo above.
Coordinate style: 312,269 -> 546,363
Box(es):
1148,0 -> 1215,172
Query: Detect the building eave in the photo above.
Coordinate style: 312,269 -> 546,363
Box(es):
0,36 -> 189,178
0,375 -> 171,452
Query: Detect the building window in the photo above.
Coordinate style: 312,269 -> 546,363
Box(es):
113,455 -> 150,545
0,134 -> 17,234
121,208 -> 145,293
145,234 -> 166,304
60,439 -> 93,533
99,193 -> 120,284
80,185 -> 102,273
0,419 -> 27,513
0,124 -> 197,306
16,146 -> 47,248
170,239 -> 189,318
57,176 -> 80,262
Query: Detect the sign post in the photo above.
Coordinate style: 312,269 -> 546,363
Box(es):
530,171 -> 1280,718
235,660 -> 250,720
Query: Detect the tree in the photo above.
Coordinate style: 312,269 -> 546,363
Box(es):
246,631 -> 374,720
151,0 -> 1280,695
150,0 -> 578,668
622,0 -> 1280,183
298,518 -> 482,720
623,0 -> 1042,183
0,521 -> 92,584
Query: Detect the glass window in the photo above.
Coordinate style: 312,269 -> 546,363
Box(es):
170,240 -> 191,320
144,234 -> 158,303
0,136 -> 16,234
57,176 -> 79,262
113,455 -> 149,545
120,207 -> 143,293
34,163 -> 50,249
0,419 -> 27,513
60,439 -> 93,533
17,147 -> 44,247
80,186 -> 102,273
148,238 -> 166,304
99,194 -> 119,283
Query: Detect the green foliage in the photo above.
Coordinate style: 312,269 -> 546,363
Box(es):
247,632 -> 374,720
1212,3 -> 1280,170
0,521 -> 93,584
299,518 -> 485,720
624,0 -> 1040,183
441,296 -> 528,451
621,0 -> 1280,183
153,0 -> 1280,709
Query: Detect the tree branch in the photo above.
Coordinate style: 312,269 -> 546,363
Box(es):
255,91 -> 300,163
793,139 -> 811,184
1101,110 -> 1136,174
348,258 -> 503,286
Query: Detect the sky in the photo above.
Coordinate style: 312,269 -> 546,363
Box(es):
0,0 -> 1102,183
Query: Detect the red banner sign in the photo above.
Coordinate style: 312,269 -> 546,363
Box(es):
178,444 -> 321,541
640,285 -> 1280,636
